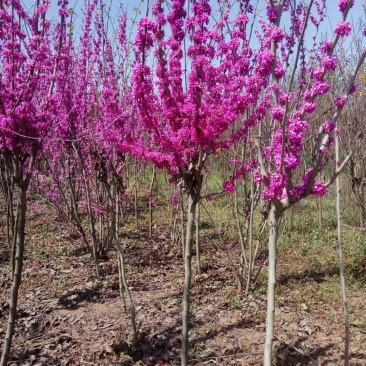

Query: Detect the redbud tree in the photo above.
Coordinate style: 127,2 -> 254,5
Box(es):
231,0 -> 365,364
0,1 -> 69,364
38,0 -> 139,340
132,0 -> 290,363
132,0 -> 365,364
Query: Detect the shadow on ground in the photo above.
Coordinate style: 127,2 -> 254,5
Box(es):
274,338 -> 334,365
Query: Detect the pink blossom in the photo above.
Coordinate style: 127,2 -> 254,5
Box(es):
323,121 -> 336,133
262,173 -> 287,200
267,7 -> 278,23
311,80 -> 329,96
271,27 -> 285,42
230,158 -> 243,164
272,106 -> 284,121
302,102 -> 317,114
235,14 -> 249,26
287,152 -> 301,168
322,55 -> 338,71
223,179 -> 236,193
254,171 -> 263,184
334,95 -> 347,108
313,66 -> 325,80
349,84 -> 359,94
338,0 -> 354,12
312,181 -> 328,196
320,40 -> 333,53
37,5 -> 48,14
275,63 -> 285,78
334,21 -> 352,37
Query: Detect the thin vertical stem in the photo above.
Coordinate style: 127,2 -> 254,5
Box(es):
245,175 -> 255,294
149,165 -> 156,238
263,204 -> 281,366
0,184 -> 26,366
116,194 -> 127,312
180,187 -> 185,259
105,182 -> 136,342
181,195 -> 196,366
195,200 -> 201,275
134,163 -> 138,229
336,129 -> 350,366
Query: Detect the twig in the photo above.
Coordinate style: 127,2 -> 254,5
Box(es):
342,223 -> 366,231
169,351 -> 262,362
254,136 -> 269,186
325,150 -> 353,188
275,335 -> 320,366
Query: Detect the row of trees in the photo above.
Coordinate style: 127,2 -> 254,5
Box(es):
0,0 -> 365,365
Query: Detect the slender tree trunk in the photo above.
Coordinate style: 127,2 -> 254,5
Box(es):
263,204 -> 281,366
10,198 -> 19,281
116,241 -> 137,343
105,182 -> 136,342
172,212 -> 178,249
181,194 -> 196,366
0,184 -> 27,366
149,165 -> 156,238
195,201 -> 201,275
180,188 -> 185,259
234,190 -> 247,281
245,176 -> 256,294
84,179 -> 100,279
76,149 -> 100,278
134,164 -> 138,229
6,200 -> 11,248
116,196 -> 127,312
318,196 -> 323,229
336,136 -> 350,365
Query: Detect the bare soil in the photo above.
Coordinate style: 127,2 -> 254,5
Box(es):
1,208 -> 366,366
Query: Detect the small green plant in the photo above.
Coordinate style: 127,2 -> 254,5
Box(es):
230,295 -> 246,309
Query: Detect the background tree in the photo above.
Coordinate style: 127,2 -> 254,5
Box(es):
0,1 -> 69,364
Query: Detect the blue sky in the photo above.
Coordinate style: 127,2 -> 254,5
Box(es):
39,0 -> 365,40
20,0 -> 365,63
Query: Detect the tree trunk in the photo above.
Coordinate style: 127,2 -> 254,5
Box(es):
134,164 -> 138,229
318,196 -> 323,229
180,187 -> 185,259
263,204 -> 281,366
149,165 -> 156,238
181,194 -> 196,366
234,190 -> 248,283
76,149 -> 100,278
245,177 -> 255,294
195,201 -> 201,275
10,198 -> 19,281
105,182 -> 136,342
0,184 -> 27,366
336,133 -> 350,366
116,196 -> 126,312
84,178 -> 100,279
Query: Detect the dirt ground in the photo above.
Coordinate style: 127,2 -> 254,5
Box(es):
1,209 -> 366,366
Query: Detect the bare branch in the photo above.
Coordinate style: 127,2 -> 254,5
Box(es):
325,150 -> 353,188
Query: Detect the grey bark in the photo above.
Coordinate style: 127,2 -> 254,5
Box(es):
263,204 -> 281,366
148,165 -> 156,238
0,184 -> 27,366
105,182 -> 136,342
181,194 -> 196,366
195,201 -> 201,275
336,131 -> 350,365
